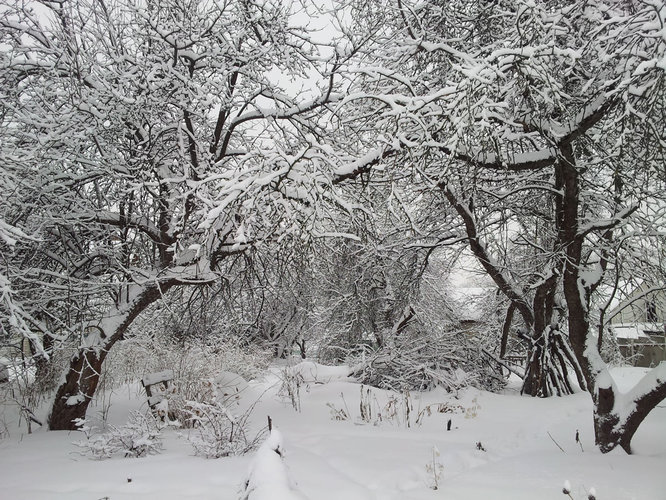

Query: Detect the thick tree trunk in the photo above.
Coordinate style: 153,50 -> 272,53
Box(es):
581,353 -> 666,453
48,348 -> 108,430
48,280 -> 176,430
557,148 -> 666,453
593,385 -> 628,453
587,366 -> 666,453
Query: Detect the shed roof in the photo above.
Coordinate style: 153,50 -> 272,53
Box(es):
610,323 -> 663,341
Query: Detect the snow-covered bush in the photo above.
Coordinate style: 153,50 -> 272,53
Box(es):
0,355 -> 69,435
74,412 -> 162,459
184,399 -> 262,459
105,331 -> 269,391
349,328 -> 489,393
93,290 -> 271,400
94,330 -> 264,428
164,371 -> 250,430
339,285 -> 506,393
240,427 -> 308,500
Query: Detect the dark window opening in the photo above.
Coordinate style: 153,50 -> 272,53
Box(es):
646,300 -> 658,323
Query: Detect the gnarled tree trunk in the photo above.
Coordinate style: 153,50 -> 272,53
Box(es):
49,348 -> 108,431
558,148 -> 666,453
568,302 -> 666,453
48,280 -> 176,431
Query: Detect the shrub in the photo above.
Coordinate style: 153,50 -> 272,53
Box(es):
183,400 -> 263,459
74,411 -> 163,459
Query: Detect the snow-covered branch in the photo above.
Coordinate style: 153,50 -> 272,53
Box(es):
85,211 -> 163,244
577,205 -> 639,238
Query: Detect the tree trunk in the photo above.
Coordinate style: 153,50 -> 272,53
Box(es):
587,367 -> 666,453
440,183 -> 583,398
592,385 -> 628,453
48,348 -> 108,430
521,327 -> 579,397
557,149 -> 666,453
48,280 -> 176,430
576,345 -> 666,453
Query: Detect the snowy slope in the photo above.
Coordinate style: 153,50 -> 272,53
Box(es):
0,364 -> 664,500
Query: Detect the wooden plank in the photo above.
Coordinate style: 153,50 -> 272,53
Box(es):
142,369 -> 174,388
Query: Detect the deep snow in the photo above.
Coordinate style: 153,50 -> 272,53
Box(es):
0,363 -> 664,500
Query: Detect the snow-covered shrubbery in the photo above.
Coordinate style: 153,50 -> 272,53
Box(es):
0,350 -> 73,436
349,327 -> 503,393
74,411 -> 162,459
240,427 -> 308,500
76,324 -> 264,460
90,294 -> 271,407
103,333 -> 269,392
77,367 -> 260,460
87,330 -> 266,428
184,398 -> 262,459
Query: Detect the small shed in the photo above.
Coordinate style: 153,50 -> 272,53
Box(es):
609,323 -> 666,368
606,283 -> 666,367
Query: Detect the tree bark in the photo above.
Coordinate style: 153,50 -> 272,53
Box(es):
48,348 -> 107,430
585,364 -> 666,453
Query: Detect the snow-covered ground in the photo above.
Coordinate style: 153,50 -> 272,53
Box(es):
0,363 -> 664,499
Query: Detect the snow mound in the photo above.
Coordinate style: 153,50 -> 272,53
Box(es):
242,428 -> 308,500
215,371 -> 249,398
286,361 -> 351,383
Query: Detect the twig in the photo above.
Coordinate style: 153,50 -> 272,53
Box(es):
12,398 -> 43,427
548,431 -> 566,453
340,392 -> 351,419
576,429 -> 584,452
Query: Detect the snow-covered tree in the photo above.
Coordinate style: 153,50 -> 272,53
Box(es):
337,0 -> 666,452
0,215 -> 36,357
0,0 -> 352,430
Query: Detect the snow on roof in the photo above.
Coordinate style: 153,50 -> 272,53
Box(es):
605,281 -> 665,321
610,323 -> 662,340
